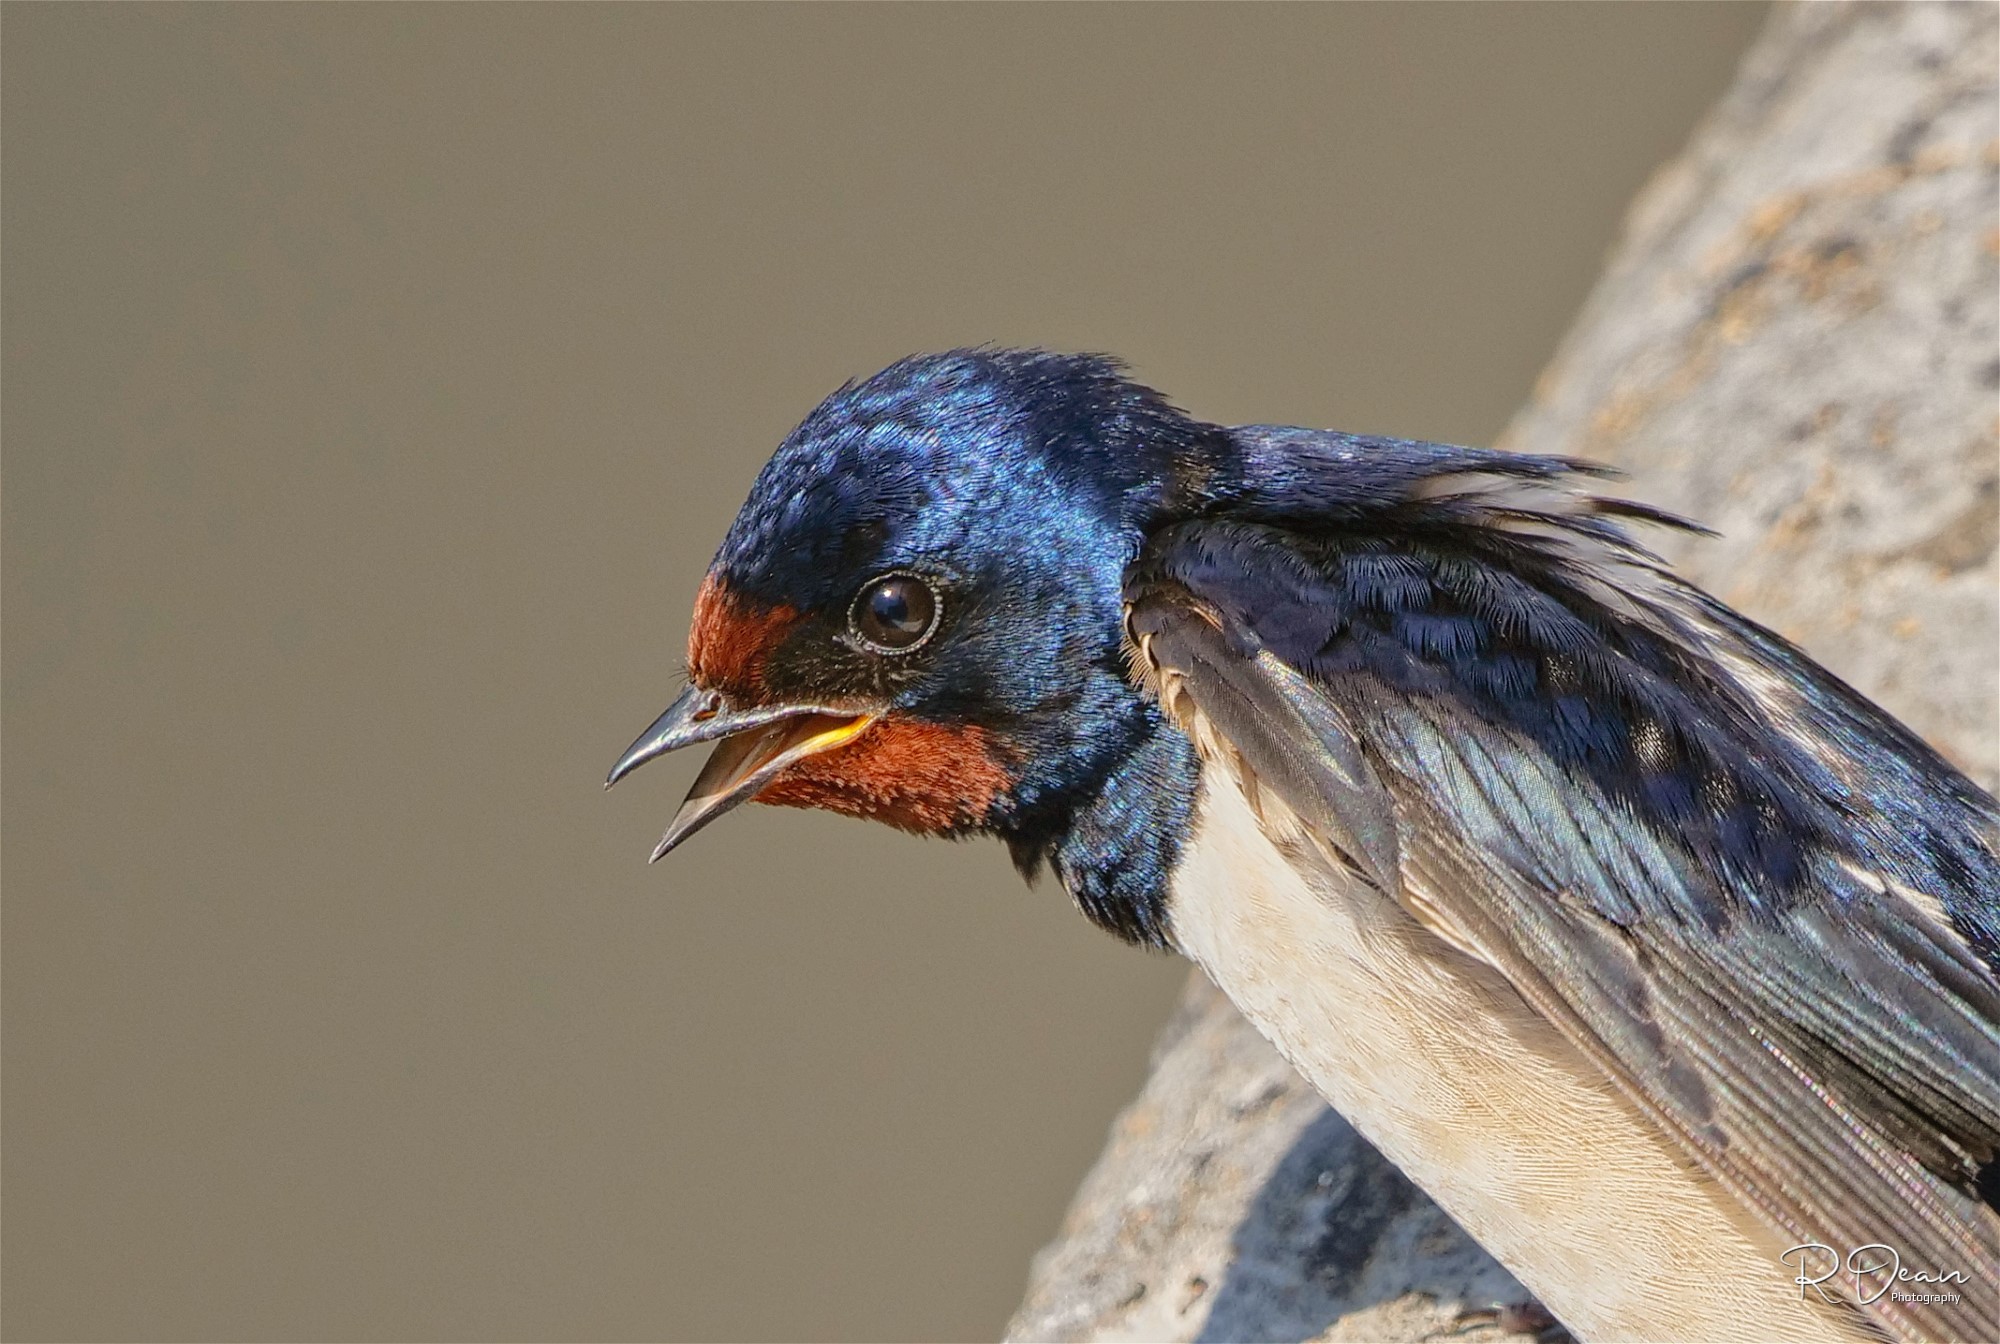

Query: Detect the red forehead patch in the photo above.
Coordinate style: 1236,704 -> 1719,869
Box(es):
686,574 -> 799,699
755,715 -> 1014,835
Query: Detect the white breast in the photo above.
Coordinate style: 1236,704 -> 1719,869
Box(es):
1166,761 -> 1868,1343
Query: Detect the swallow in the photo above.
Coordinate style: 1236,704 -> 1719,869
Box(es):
609,349 -> 2000,1343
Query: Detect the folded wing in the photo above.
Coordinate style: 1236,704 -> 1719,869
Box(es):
1124,438 -> 2000,1342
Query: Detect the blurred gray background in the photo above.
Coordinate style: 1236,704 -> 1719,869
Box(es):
3,6 -> 1766,1340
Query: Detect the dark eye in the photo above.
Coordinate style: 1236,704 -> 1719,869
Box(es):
851,573 -> 939,653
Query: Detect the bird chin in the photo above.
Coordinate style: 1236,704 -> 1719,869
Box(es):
650,710 -> 878,861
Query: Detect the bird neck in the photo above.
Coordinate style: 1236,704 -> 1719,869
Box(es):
999,699 -> 1202,948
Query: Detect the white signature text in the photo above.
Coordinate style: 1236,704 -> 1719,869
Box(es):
1781,1243 -> 1968,1306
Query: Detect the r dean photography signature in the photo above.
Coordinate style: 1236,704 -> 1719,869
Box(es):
1782,1243 -> 1970,1307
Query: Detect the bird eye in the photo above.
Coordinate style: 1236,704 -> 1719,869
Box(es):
851,573 -> 939,654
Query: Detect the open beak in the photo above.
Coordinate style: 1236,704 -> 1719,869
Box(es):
606,686 -> 877,861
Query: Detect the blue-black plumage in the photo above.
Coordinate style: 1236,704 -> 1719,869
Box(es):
610,349 -> 2000,1342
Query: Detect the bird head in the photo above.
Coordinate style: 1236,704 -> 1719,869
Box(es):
607,349 -> 1221,883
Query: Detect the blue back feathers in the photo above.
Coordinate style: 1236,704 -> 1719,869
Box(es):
1149,423 -> 2000,961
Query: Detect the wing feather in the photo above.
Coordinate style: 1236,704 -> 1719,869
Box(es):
1125,474 -> 2000,1343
